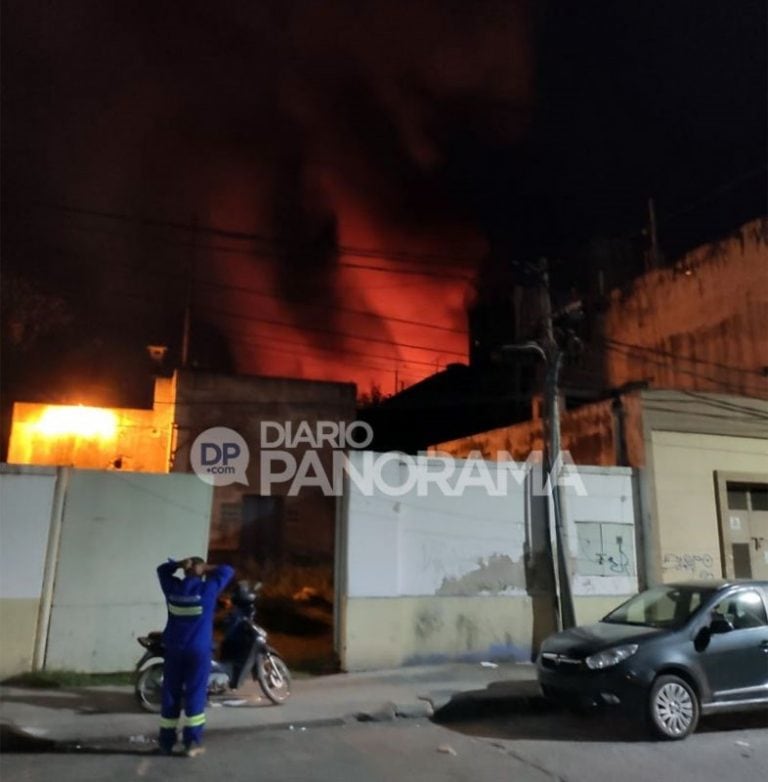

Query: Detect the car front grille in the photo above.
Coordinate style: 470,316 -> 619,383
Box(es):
540,652 -> 584,671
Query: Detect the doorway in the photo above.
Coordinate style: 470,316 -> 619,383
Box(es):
715,473 -> 768,580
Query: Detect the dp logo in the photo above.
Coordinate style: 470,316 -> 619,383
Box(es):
190,427 -> 249,486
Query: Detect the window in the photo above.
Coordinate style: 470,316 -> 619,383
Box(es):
732,543 -> 752,579
711,590 -> 768,630
604,585 -> 714,629
751,487 -> 768,511
727,485 -> 748,510
726,482 -> 768,511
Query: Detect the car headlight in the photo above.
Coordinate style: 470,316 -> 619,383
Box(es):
585,644 -> 638,670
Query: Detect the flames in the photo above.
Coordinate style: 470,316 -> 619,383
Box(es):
33,406 -> 118,439
202,185 -> 482,394
2,1 -> 534,400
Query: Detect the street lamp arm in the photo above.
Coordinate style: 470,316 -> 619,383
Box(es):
498,341 -> 548,363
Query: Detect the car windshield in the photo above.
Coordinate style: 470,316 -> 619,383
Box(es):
602,585 -> 718,629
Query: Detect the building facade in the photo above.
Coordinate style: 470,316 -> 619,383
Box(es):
435,390 -> 768,589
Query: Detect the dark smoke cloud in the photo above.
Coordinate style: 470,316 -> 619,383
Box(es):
2,0 -> 534,394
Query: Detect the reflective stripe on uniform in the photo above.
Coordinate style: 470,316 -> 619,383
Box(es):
159,716 -> 179,729
167,603 -> 204,616
185,713 -> 206,727
168,593 -> 201,604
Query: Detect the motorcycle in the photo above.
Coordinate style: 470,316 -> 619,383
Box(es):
134,581 -> 292,712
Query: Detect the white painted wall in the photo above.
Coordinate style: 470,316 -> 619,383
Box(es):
0,466 -> 58,677
0,466 -> 57,600
340,454 -> 638,667
649,431 -> 768,582
45,470 -> 213,672
345,455 -> 638,599
346,453 -> 529,598
562,466 -> 638,596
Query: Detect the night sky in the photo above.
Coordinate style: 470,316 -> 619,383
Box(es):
1,1 -> 766,413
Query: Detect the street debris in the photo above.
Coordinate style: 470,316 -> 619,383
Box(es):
480,661 -> 498,669
222,699 -> 248,707
395,701 -> 434,719
437,744 -> 457,756
356,702 -> 397,722
734,739 -> 751,757
128,734 -> 151,744
20,727 -> 48,737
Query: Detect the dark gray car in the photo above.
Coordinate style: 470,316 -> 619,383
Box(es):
537,580 -> 768,739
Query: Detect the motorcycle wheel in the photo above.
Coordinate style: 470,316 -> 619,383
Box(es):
135,661 -> 164,713
255,652 -> 292,704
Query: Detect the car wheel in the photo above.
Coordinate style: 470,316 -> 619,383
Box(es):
648,674 -> 700,740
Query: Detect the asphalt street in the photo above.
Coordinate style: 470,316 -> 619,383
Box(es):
3,707 -> 766,782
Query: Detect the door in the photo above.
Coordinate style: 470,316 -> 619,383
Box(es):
241,495 -> 284,564
724,483 -> 768,580
699,588 -> 768,701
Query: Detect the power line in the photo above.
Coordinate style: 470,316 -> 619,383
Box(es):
198,305 -> 466,357
199,276 -> 468,334
603,338 -> 764,378
29,200 -> 478,270
657,165 -> 768,228
225,331 -> 452,370
601,342 -> 767,398
54,217 -> 472,280
678,390 -> 768,420
232,340 -> 409,376
40,220 -> 472,328
108,269 -> 468,336
641,405 -> 768,427
105,285 -> 466,359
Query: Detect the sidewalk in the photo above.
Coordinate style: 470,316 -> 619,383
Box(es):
0,662 -> 541,748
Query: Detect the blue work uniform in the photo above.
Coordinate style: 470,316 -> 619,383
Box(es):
156,559 -> 234,751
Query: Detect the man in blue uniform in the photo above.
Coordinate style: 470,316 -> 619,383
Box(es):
156,556 -> 234,757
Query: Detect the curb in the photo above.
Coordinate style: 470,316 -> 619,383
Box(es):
429,686 -> 552,724
0,698 -> 438,753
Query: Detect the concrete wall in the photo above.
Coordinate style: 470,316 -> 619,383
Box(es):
434,391 -> 768,590
7,377 -> 175,473
435,398 -> 624,466
44,470 -> 213,672
339,453 -> 637,670
647,431 -> 768,584
602,219 -> 768,397
172,370 -> 356,563
341,452 -> 531,670
0,466 -> 58,678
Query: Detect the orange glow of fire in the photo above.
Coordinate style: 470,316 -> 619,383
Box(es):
33,406 -> 119,439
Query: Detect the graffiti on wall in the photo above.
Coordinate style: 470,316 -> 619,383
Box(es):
576,521 -> 635,577
662,552 -> 715,580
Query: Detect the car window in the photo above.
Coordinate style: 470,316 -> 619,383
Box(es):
604,585 -> 715,628
711,590 -> 768,630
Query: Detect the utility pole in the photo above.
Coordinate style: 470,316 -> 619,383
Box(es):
180,216 -> 197,368
498,259 -> 577,632
538,259 -> 576,630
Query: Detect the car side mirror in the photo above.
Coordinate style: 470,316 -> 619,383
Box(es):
710,616 -> 734,634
